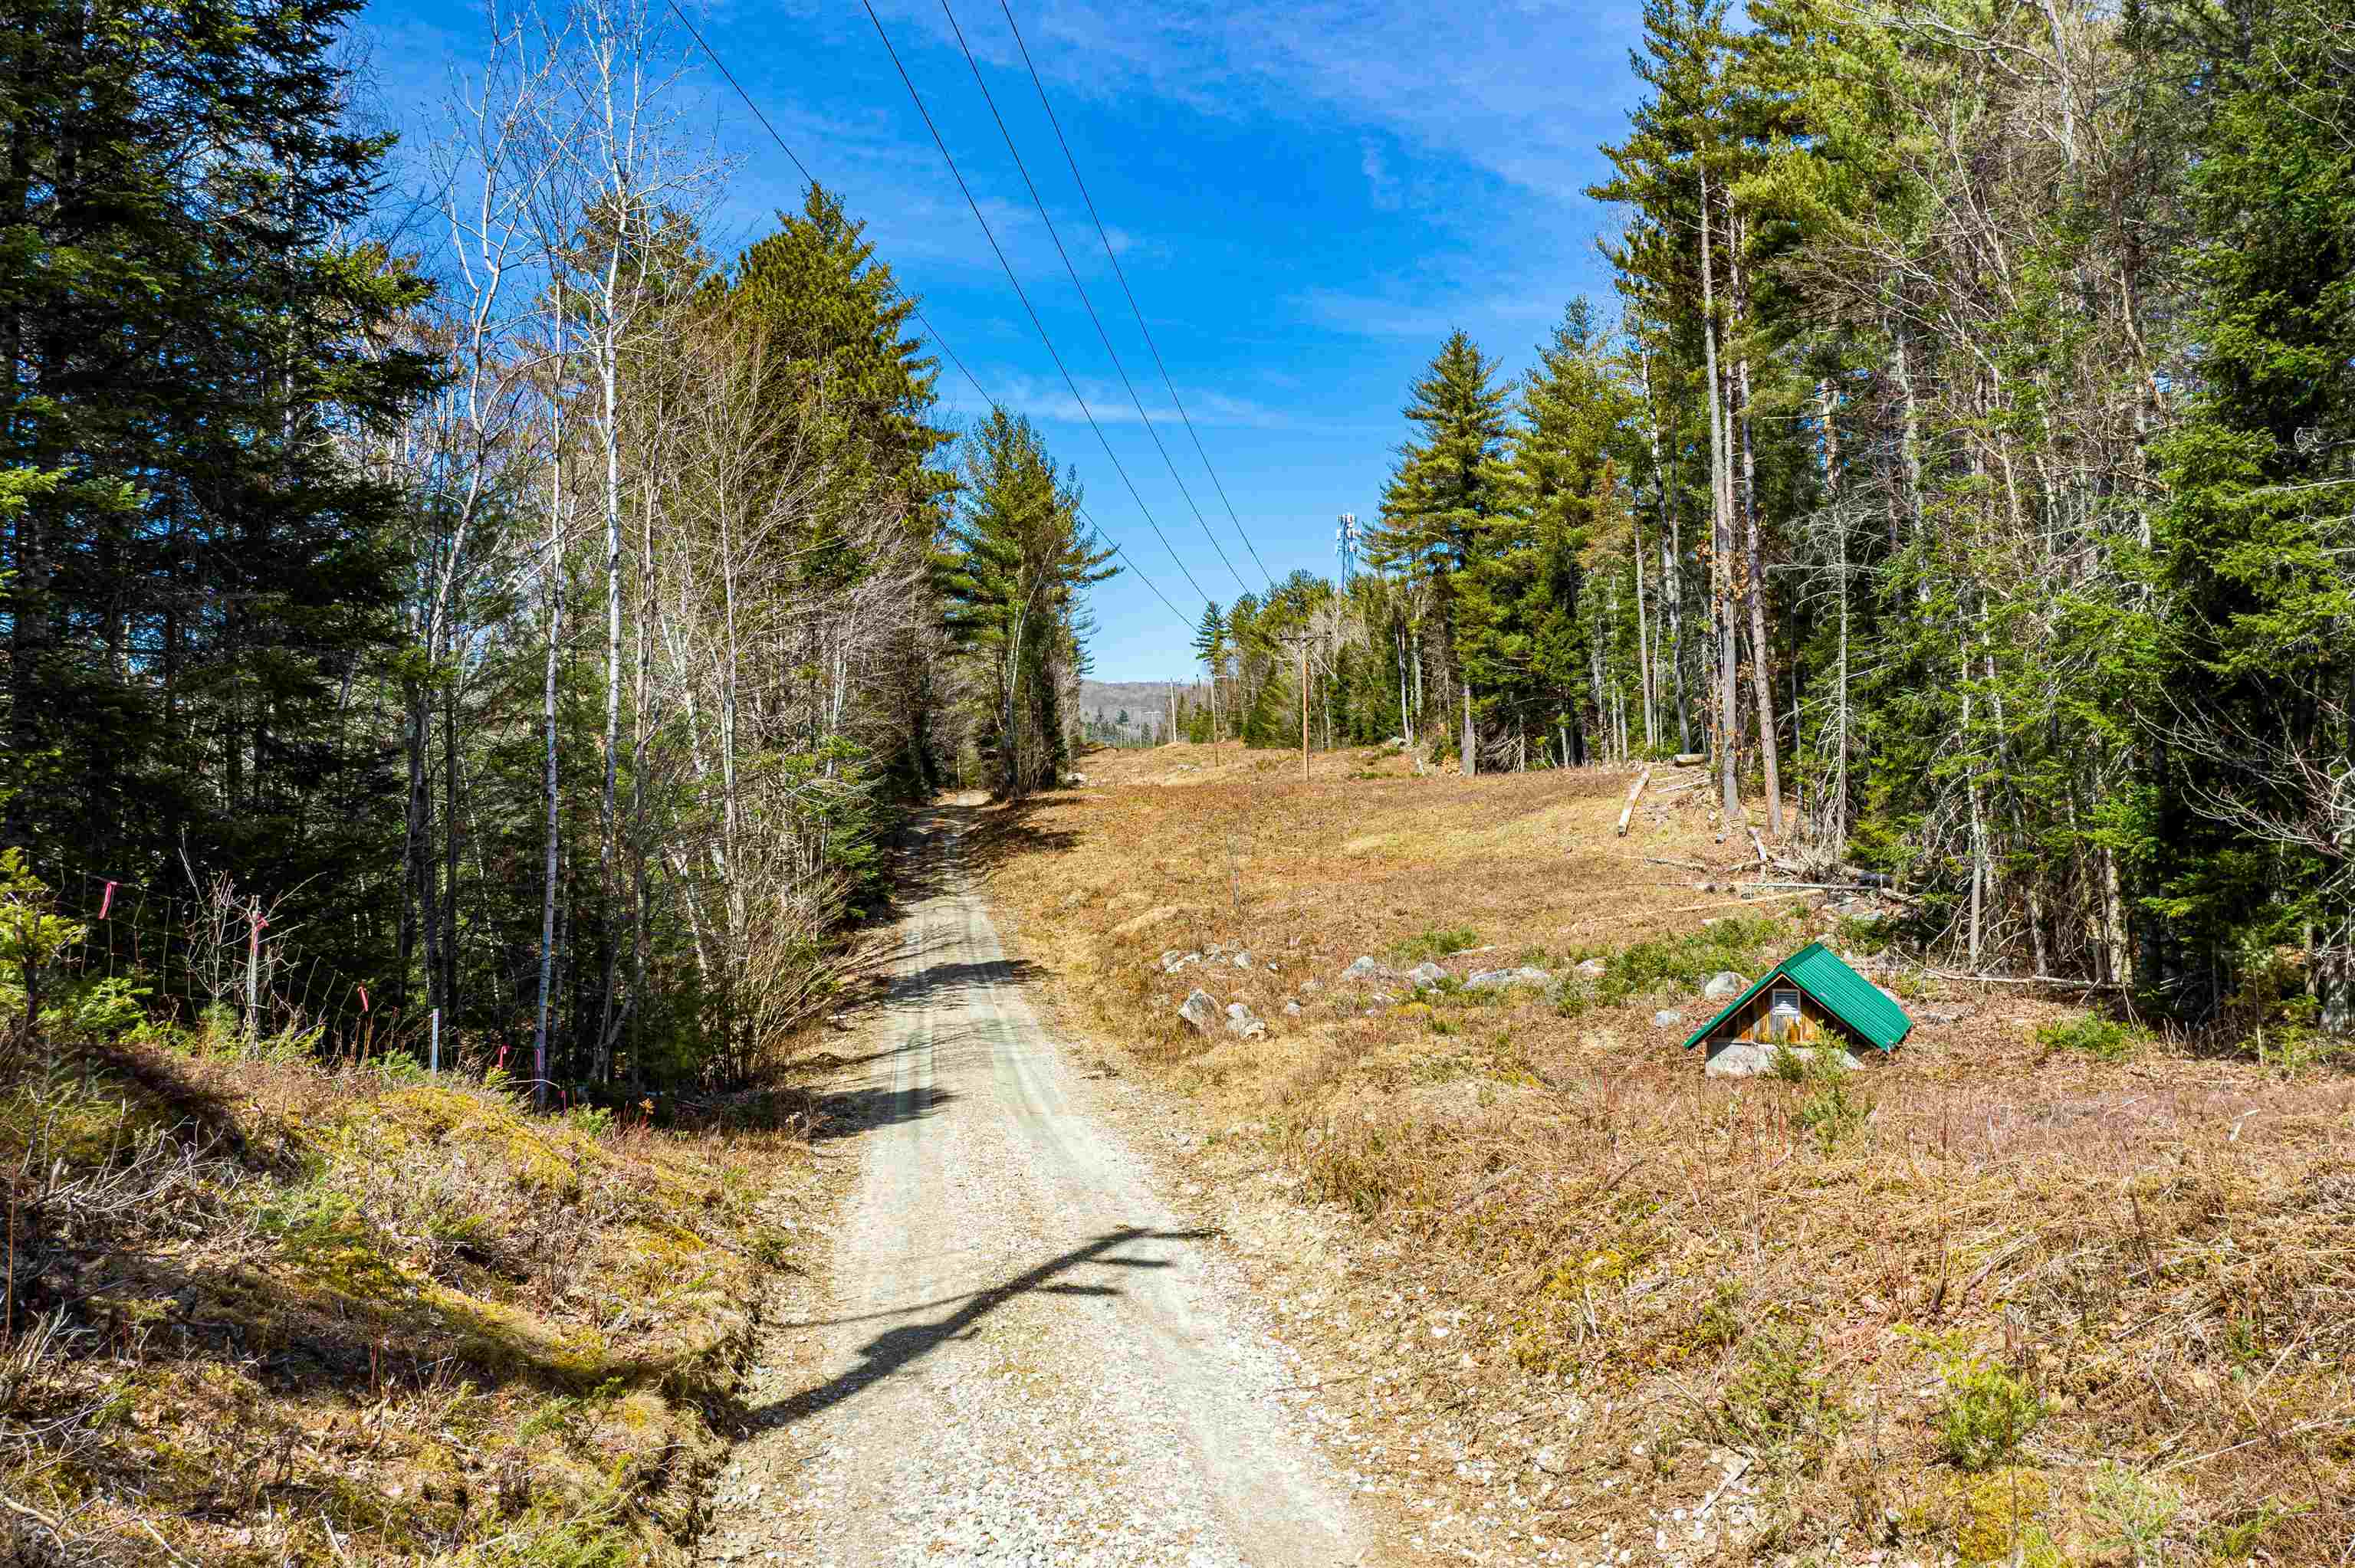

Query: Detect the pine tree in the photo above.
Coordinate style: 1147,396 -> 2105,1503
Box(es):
938,411 -> 1114,797
1191,602 -> 1230,742
1,0 -> 433,943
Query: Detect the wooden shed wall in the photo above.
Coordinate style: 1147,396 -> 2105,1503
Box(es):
1710,986 -> 1851,1048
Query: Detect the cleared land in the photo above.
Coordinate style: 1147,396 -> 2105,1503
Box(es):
970,740 -> 2355,1567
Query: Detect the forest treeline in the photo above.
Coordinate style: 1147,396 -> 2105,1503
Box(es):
1182,0 -> 2352,1038
0,0 -> 1108,1093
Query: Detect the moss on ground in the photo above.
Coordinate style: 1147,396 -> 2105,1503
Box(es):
0,1030 -> 819,1564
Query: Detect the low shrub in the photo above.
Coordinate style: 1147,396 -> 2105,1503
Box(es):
1938,1358 -> 2046,1471
1392,925 -> 1483,962
2034,1012 -> 2143,1061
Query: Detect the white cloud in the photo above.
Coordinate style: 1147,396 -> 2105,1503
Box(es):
899,0 -> 1644,207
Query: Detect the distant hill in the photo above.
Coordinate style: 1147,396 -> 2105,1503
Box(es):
1076,679 -> 1192,745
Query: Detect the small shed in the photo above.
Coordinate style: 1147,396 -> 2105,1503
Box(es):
1680,943 -> 1911,1061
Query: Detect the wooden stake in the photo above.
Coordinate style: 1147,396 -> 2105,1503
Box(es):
1616,766 -> 1652,837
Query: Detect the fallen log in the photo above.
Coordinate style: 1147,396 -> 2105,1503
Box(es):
1926,970 -> 2123,989
1662,888 -> 1815,916
1646,855 -> 1711,872
1747,826 -> 1769,866
1615,766 -> 1651,837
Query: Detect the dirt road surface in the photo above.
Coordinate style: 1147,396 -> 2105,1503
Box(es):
699,805 -> 1388,1567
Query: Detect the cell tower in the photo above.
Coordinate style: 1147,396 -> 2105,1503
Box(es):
1335,513 -> 1360,582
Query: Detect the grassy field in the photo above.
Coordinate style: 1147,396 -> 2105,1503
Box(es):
0,1027 -> 832,1565
977,741 -> 2355,1566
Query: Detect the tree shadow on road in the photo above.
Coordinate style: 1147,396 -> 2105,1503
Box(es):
725,1226 -> 1217,1435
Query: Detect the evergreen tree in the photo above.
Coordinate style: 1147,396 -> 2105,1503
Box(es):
938,411 -> 1114,797
1,0 -> 433,949
1191,601 -> 1229,741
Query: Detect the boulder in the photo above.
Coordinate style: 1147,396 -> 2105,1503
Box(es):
1466,966 -> 1555,992
1654,1009 -> 1684,1028
1575,957 -> 1608,980
1706,1042 -> 1863,1078
1703,970 -> 1749,1002
1283,1001 -> 1302,1018
1224,1001 -> 1268,1039
1162,950 -> 1201,974
1233,952 -> 1253,969
1342,956 -> 1394,982
1405,961 -> 1448,987
1703,1042 -> 1778,1078
1178,989 -> 1222,1034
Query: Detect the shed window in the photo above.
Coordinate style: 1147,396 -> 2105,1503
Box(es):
1765,989 -> 1802,1042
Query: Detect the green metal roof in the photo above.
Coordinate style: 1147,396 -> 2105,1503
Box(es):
1679,942 -> 1913,1053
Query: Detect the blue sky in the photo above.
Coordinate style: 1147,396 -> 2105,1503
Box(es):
361,0 -> 1645,680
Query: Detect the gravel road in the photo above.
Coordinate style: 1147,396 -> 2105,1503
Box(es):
701,805 -> 1383,1568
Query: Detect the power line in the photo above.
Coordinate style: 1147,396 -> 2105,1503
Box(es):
994,0 -> 1280,592
902,298 -> 1194,625
661,0 -> 1197,631
937,0 -> 1256,599
853,0 -> 1219,609
665,1 -> 816,187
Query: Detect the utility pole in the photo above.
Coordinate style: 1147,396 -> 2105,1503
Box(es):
1297,637 -> 1310,782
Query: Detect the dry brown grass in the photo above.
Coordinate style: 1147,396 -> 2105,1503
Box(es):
977,742 -> 2355,1566
0,1030 -> 832,1566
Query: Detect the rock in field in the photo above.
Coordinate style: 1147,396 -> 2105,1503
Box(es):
1405,961 -> 1448,987
1533,1445 -> 1569,1476
1224,1001 -> 1267,1039
1703,1042 -> 1775,1078
1703,970 -> 1749,1001
1283,1001 -> 1302,1017
1654,1009 -> 1685,1028
1342,956 -> 1394,982
1178,989 -> 1222,1033
1705,1042 -> 1863,1078
1575,957 -> 1608,979
1299,979 -> 1320,993
1162,950 -> 1201,974
1233,952 -> 1253,969
1466,966 -> 1554,992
